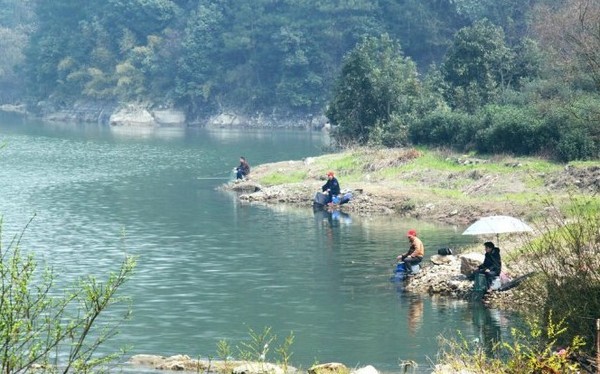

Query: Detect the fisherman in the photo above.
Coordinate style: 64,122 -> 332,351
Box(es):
235,156 -> 250,180
475,241 -> 502,290
321,171 -> 341,206
397,229 -> 425,274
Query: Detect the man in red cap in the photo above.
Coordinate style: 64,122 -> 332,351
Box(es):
321,171 -> 341,206
397,229 -> 425,273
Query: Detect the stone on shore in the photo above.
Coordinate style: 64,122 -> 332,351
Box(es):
432,364 -> 477,374
404,255 -> 474,297
129,354 -> 212,371
109,105 -> 186,127
459,253 -> 484,276
308,363 -> 349,374
233,362 -> 285,374
430,254 -> 454,265
231,180 -> 262,194
110,106 -> 156,127
153,109 -> 186,127
351,365 -> 379,374
128,354 -> 298,374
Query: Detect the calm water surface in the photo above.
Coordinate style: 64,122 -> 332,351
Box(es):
0,114 -> 511,373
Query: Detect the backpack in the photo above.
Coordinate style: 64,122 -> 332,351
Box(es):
437,247 -> 453,256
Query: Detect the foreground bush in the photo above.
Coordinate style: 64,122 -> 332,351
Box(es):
0,216 -> 136,372
437,314 -> 584,374
518,196 -> 600,354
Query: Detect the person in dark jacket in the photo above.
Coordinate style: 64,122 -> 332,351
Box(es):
476,241 -> 502,289
321,171 -> 341,205
236,156 -> 250,180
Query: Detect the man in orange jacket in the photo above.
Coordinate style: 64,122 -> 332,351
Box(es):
397,229 -> 425,272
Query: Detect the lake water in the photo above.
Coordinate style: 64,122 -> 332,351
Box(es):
0,113 -> 511,373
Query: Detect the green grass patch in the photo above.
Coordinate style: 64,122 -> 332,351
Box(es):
562,196 -> 600,216
412,150 -> 563,175
568,160 -> 600,168
314,152 -> 361,172
402,152 -> 462,172
337,172 -> 363,183
259,171 -> 307,186
427,188 -> 470,200
520,159 -> 562,173
523,174 -> 547,189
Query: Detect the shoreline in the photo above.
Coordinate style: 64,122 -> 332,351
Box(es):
222,147 -> 598,305
223,147 -> 598,227
126,148 -> 597,373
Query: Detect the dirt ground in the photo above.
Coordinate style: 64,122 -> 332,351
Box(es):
225,149 -> 599,227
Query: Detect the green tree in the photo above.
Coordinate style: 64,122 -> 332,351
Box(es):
532,0 -> 600,92
326,34 -> 421,145
0,0 -> 35,28
24,0 -> 94,101
106,0 -> 179,39
176,2 -> 224,114
379,0 -> 468,68
14,0 -> 562,122
441,19 -> 515,111
0,27 -> 28,101
0,217 -> 136,372
204,0 -> 382,114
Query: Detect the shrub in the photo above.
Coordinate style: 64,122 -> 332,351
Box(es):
556,129 -> 597,162
437,314 -> 584,374
409,109 -> 479,150
518,196 -> 600,355
368,114 -> 411,147
0,216 -> 136,372
475,105 -> 542,155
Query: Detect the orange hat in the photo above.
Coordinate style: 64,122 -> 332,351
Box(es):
407,229 -> 417,237
327,171 -> 334,177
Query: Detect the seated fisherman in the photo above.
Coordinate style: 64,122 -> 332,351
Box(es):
397,229 -> 425,273
475,241 -> 502,290
321,171 -> 341,205
236,156 -> 250,180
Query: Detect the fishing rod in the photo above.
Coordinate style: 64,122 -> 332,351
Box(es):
196,169 -> 236,180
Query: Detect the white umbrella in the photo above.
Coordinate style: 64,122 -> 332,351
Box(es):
462,215 -> 533,243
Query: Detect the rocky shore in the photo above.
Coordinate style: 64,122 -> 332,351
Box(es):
127,356 -> 378,374
223,148 -> 599,227
4,101 -> 327,130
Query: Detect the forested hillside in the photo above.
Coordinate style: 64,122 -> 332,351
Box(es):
0,0 -> 598,160
1,0 -> 533,114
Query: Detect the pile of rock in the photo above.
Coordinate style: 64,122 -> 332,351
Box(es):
127,355 -> 379,374
400,250 -> 534,311
404,254 -> 476,298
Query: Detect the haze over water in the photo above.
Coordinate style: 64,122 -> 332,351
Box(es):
0,114 -> 511,372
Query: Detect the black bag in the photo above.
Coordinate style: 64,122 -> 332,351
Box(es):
313,192 -> 328,206
437,247 -> 453,256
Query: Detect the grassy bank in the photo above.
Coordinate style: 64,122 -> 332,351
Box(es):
234,147 -> 598,227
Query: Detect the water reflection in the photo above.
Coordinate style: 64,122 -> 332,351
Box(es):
407,295 -> 424,336
471,304 -> 507,354
430,297 -> 511,356
313,206 -> 352,228
0,120 -> 518,373
109,126 -> 185,140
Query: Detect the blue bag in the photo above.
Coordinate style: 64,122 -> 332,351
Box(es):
390,262 -> 407,282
